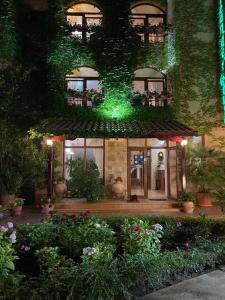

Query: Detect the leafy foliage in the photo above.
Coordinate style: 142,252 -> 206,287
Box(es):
66,158 -> 104,202
186,144 -> 225,193
0,130 -> 47,195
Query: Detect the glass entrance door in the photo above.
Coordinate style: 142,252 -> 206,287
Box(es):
147,148 -> 168,199
128,150 -> 146,197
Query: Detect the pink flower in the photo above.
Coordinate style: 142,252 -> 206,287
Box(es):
0,226 -> 8,233
183,240 -> 191,249
7,222 -> 14,229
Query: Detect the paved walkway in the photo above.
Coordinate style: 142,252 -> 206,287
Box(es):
138,269 -> 225,300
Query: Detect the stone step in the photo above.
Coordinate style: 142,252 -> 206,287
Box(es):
55,199 -> 181,214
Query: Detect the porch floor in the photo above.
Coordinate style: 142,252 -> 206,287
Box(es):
54,198 -> 196,215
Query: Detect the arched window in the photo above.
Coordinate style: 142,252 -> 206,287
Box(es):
66,3 -> 102,41
65,67 -> 102,106
130,3 -> 166,43
132,68 -> 170,106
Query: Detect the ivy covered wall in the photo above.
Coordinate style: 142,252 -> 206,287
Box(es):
0,0 -> 222,134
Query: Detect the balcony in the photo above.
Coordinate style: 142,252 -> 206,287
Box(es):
65,89 -> 171,108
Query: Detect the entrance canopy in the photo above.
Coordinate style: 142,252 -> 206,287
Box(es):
44,119 -> 197,139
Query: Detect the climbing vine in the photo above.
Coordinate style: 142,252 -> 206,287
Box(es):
0,0 -> 17,60
172,0 -> 220,134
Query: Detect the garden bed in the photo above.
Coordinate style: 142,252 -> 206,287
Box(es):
1,214 -> 225,299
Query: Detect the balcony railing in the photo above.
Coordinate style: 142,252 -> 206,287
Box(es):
65,89 -> 171,107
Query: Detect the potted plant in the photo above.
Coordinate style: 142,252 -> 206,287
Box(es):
9,198 -> 25,217
112,176 -> 126,198
186,145 -> 225,207
54,177 -> 67,199
180,192 -> 195,214
40,195 -> 60,216
213,188 -> 225,214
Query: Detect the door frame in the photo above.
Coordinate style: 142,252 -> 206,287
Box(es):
127,144 -> 179,200
127,147 -> 148,199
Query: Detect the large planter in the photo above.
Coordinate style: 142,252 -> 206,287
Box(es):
41,203 -> 55,216
112,178 -> 125,198
10,206 -> 22,217
182,201 -> 194,214
0,194 -> 15,208
196,192 -> 213,207
54,181 -> 67,198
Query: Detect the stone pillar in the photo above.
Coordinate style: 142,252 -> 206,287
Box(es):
104,139 -> 128,195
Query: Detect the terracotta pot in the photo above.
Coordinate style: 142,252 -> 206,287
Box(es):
10,206 -> 22,217
41,203 -> 55,216
112,180 -> 125,198
182,201 -> 194,214
54,181 -> 67,198
0,194 -> 15,208
196,193 -> 212,207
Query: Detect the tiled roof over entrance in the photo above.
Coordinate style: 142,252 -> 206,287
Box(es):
45,119 -> 197,138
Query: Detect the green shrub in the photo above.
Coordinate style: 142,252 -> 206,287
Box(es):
66,158 -> 105,202
121,218 -> 163,255
5,215 -> 225,299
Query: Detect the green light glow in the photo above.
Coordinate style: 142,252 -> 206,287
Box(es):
219,0 -> 225,123
99,91 -> 133,120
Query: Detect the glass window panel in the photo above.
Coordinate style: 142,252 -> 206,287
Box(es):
86,148 -> 103,178
86,80 -> 100,91
148,17 -> 164,26
128,139 -> 146,147
65,138 -> 85,147
64,148 -> 85,179
67,80 -> 84,91
147,81 -> 164,93
192,136 -> 203,145
130,150 -> 145,196
130,17 -> 144,26
86,138 -> 103,146
67,15 -> 82,26
148,149 -> 167,199
68,3 -> 100,13
147,139 -> 166,147
133,81 -> 145,93
131,5 -> 164,14
86,17 -> 101,26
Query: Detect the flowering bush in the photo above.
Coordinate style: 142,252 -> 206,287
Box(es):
121,219 -> 163,255
60,216 -> 115,257
0,222 -> 17,276
82,242 -> 115,264
35,246 -> 73,273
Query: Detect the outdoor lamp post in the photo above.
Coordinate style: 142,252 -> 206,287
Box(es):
46,138 -> 54,198
180,139 -> 188,192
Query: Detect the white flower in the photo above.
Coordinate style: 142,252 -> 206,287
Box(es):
146,229 -> 154,236
9,231 -> 16,244
153,223 -> 163,231
111,230 -> 115,235
95,223 -> 101,229
83,247 -> 97,256
7,222 -> 14,229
